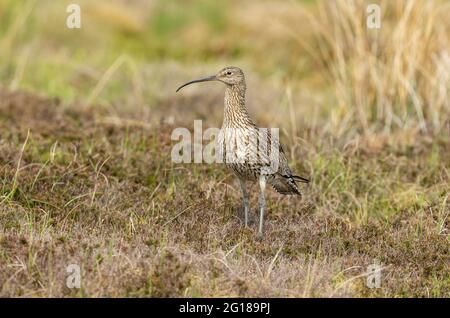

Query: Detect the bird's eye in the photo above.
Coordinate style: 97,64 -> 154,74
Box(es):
226,71 -> 232,75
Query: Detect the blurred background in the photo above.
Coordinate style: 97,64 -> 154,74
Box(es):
0,0 -> 449,297
1,0 -> 448,137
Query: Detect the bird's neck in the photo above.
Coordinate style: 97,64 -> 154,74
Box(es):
223,84 -> 253,127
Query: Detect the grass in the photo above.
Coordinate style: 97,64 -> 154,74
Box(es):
0,90 -> 448,297
308,0 -> 450,134
0,0 -> 449,297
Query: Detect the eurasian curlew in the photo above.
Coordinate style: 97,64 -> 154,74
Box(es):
176,66 -> 309,236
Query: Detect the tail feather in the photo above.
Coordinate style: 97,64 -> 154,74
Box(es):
292,175 -> 310,183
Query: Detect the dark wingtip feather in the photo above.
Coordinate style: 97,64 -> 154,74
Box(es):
292,175 -> 310,183
271,174 -> 303,195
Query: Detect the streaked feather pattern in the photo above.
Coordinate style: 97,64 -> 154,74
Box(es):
218,82 -> 308,195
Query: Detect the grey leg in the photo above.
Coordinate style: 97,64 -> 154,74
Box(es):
258,174 -> 266,236
239,178 -> 250,227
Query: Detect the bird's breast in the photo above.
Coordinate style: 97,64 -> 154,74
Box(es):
217,127 -> 272,170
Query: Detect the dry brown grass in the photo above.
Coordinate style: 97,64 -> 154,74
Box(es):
0,90 -> 448,297
0,0 -> 449,298
231,0 -> 450,136
303,0 -> 450,135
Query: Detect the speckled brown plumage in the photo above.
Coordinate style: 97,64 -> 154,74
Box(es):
218,75 -> 306,195
177,66 -> 309,235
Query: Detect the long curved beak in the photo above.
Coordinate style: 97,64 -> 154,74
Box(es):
176,75 -> 216,92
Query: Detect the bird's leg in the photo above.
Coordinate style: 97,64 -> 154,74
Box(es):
239,178 -> 250,227
258,174 -> 266,236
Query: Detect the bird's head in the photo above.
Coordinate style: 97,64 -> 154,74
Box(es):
176,66 -> 245,92
215,66 -> 245,85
